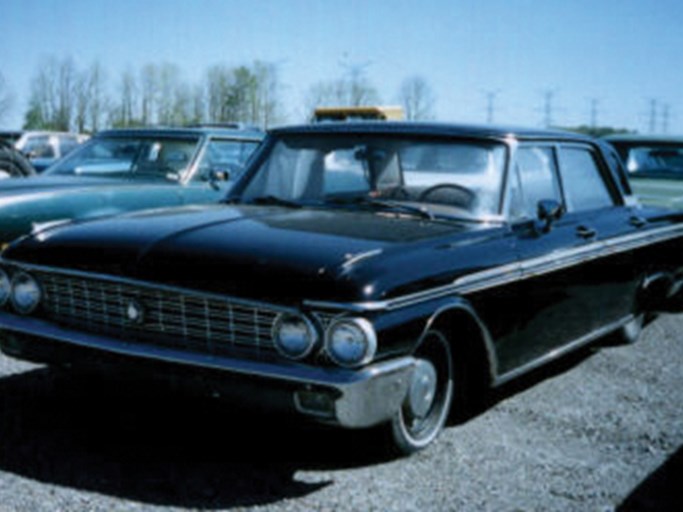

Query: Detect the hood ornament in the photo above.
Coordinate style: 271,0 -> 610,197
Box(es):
126,299 -> 145,324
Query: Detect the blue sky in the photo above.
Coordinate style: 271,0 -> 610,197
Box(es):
2,0 -> 682,132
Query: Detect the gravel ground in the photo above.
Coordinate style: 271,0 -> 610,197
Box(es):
0,314 -> 682,511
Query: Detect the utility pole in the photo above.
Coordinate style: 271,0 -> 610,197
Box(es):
541,90 -> 554,128
589,98 -> 599,129
484,90 -> 498,124
648,99 -> 658,133
661,103 -> 670,134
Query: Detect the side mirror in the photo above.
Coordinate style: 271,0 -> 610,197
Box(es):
209,169 -> 231,182
537,199 -> 563,232
206,166 -> 237,191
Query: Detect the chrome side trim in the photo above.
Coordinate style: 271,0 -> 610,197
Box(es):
305,222 -> 683,312
492,315 -> 633,386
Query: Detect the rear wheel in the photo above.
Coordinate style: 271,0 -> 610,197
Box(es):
0,144 -> 35,178
389,329 -> 454,455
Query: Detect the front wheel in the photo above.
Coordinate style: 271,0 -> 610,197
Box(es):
389,329 -> 454,455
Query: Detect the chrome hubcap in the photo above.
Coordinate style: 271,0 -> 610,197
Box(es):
408,359 -> 438,418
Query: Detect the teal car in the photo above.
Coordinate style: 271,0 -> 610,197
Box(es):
0,126 -> 263,248
605,135 -> 683,209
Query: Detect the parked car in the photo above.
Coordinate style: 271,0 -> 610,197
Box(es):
1,122 -> 682,455
0,139 -> 35,178
14,131 -> 90,172
0,130 -> 23,145
605,134 -> 683,208
0,125 -> 263,248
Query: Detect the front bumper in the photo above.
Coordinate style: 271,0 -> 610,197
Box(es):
0,312 -> 415,428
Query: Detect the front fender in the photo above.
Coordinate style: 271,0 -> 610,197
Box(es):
371,295 -> 497,382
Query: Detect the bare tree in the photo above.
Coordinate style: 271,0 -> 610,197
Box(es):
398,75 -> 435,121
345,64 -> 379,106
108,67 -> 138,127
157,64 -> 173,125
306,65 -> 380,115
205,64 -> 232,123
305,80 -> 346,113
251,61 -> 282,128
56,57 -> 77,130
24,56 -> 79,131
0,72 -> 14,125
203,61 -> 282,127
74,62 -> 108,133
140,63 -> 159,125
87,62 -> 108,132
191,84 -> 205,125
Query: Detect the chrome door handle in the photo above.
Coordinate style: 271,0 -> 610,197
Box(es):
576,225 -> 597,239
629,216 -> 647,228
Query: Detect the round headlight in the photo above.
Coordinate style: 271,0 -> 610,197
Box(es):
272,313 -> 317,360
325,318 -> 377,368
0,269 -> 10,307
11,272 -> 42,314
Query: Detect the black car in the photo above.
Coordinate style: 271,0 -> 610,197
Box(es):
1,122 -> 682,454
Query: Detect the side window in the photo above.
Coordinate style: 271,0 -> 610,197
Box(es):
23,136 -> 54,158
195,139 -> 259,181
509,146 -> 562,221
558,147 -> 614,212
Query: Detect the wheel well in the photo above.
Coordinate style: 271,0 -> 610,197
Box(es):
426,306 -> 496,392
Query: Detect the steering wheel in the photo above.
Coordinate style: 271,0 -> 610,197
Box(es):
379,185 -> 410,200
417,183 -> 475,209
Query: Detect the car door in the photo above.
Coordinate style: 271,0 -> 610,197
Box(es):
555,143 -> 640,328
490,142 -> 635,377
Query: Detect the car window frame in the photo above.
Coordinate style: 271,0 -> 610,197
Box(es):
556,142 -> 620,214
503,142 -> 565,223
184,134 -> 263,185
503,141 -> 624,224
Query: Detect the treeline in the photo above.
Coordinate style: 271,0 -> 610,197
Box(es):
7,57 -> 436,133
20,57 -> 282,133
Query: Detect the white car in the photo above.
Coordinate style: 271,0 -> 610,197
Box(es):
14,131 -> 89,172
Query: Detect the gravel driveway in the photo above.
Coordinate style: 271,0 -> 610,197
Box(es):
0,314 -> 681,511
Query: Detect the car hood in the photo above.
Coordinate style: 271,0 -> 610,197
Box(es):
0,175 -> 165,195
3,204 -> 502,304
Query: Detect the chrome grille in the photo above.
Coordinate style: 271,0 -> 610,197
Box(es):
36,271 -> 281,355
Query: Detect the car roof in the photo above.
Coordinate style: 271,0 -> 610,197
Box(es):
95,125 -> 265,141
604,134 -> 683,144
270,121 -> 597,144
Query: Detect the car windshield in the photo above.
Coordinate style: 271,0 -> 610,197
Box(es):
45,136 -> 201,180
239,135 -> 507,219
621,144 -> 683,174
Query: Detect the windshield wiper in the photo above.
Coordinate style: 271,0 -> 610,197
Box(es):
248,195 -> 304,208
327,196 -> 435,220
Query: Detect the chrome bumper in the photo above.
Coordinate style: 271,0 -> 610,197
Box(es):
0,312 -> 415,428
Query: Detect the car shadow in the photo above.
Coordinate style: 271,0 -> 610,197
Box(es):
454,343 -> 597,424
0,366 -> 394,509
618,445 -> 683,511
